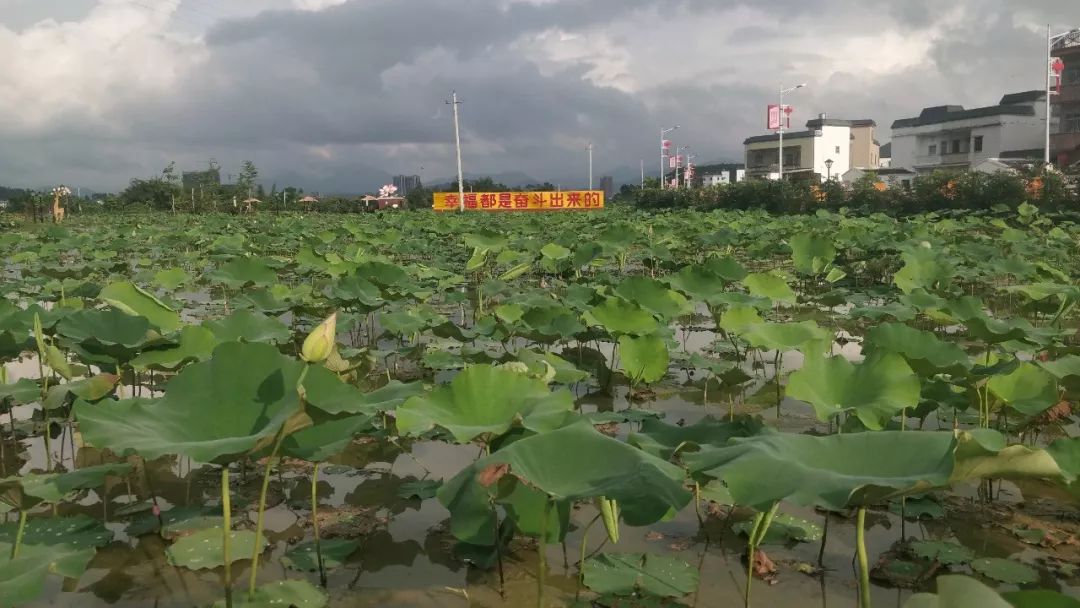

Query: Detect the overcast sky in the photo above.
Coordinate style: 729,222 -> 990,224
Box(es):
1,0 -> 1079,193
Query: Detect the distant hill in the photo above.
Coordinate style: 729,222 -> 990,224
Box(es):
426,171 -> 542,190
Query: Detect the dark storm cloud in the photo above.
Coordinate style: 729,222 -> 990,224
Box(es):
3,0 -> 1080,192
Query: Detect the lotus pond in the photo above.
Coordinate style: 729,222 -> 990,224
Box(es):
2,207 -> 1080,608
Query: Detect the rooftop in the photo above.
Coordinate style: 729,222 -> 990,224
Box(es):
892,99 -> 1036,129
743,130 -> 815,145
805,118 -> 876,129
998,90 -> 1045,105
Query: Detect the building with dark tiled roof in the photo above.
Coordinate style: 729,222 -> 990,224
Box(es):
890,91 -> 1046,174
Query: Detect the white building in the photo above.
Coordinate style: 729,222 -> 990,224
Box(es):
878,142 -> 892,168
701,166 -> 745,186
743,116 -> 878,181
890,91 -> 1046,175
841,166 -> 915,189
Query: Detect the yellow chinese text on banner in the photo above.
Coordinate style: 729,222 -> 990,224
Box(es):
432,191 -> 605,211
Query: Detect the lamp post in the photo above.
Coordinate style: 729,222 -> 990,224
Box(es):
778,83 -> 807,181
661,126 -> 679,189
1046,26 -> 1080,166
685,154 -> 697,188
675,146 -> 690,189
587,141 -> 594,190
825,158 -> 834,181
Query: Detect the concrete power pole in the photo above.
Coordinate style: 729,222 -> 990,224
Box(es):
587,142 -> 594,190
447,92 -> 465,212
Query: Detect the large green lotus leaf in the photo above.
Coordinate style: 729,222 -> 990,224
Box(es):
628,416 -> 768,461
685,431 -> 957,511
208,257 -> 277,287
970,558 -> 1038,584
618,335 -> 669,385
301,364 -> 374,415
986,363 -> 1058,416
521,306 -> 585,341
211,580 -> 329,608
904,575 -> 1013,608
540,242 -> 571,261
864,323 -> 971,375
98,281 -> 181,332
57,308 -> 152,347
614,277 -> 691,320
282,538 -> 359,571
0,463 -> 132,510
789,233 -> 836,276
279,413 -> 372,462
153,267 -> 190,290
0,379 -> 40,406
347,380 -> 425,414
666,265 -> 729,303
743,272 -> 796,303
0,514 -> 112,550
1039,354 -> 1080,382
356,260 -> 408,288
166,527 -> 265,570
947,429 -> 1066,486
439,421 -> 691,527
583,553 -> 699,598
1002,590 -> 1080,608
75,342 -> 305,463
584,297 -> 659,336
894,248 -> 955,294
786,350 -> 920,429
704,255 -> 748,282
202,309 -> 290,344
130,325 -> 219,371
742,321 -> 831,352
42,374 -> 120,412
0,542 -> 96,608
329,274 -> 384,308
718,305 -> 762,334
501,482 -> 571,543
515,350 -> 590,384
395,366 -> 574,443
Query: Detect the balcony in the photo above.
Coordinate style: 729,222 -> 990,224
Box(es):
914,152 -> 971,169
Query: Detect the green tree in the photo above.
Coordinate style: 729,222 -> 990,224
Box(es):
236,160 -> 259,198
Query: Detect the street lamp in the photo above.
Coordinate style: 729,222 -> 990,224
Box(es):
587,141 -> 594,190
825,158 -> 834,181
685,154 -> 697,188
676,146 -> 690,189
778,83 -> 807,181
1046,26 -> 1080,165
661,125 -> 679,190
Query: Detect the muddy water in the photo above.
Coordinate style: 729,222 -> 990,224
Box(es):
5,327 -> 1080,607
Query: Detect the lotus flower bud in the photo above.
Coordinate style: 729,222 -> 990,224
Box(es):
301,313 -> 337,363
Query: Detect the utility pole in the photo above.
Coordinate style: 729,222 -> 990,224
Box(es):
778,83 -> 807,181
675,146 -> 690,190
661,126 -> 679,190
283,190 -> 286,209
447,92 -> 465,212
587,142 -> 594,190
640,160 -> 644,189
1045,27 -> 1079,165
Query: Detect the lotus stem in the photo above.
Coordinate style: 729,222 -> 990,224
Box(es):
492,503 -> 506,596
744,502 -> 779,608
817,510 -> 829,566
11,510 -> 26,559
248,424 -> 286,597
312,463 -> 326,588
576,513 -> 601,593
222,467 -> 233,608
537,498 -> 551,608
856,507 -> 871,608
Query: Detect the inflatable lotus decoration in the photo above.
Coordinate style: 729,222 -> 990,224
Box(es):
378,184 -> 398,198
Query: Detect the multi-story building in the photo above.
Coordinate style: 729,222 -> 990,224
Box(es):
392,174 -> 422,195
743,115 -> 877,181
1052,32 -> 1080,167
890,91 -> 1046,175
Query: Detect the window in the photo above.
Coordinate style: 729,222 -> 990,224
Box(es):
835,145 -> 841,154
1065,64 -> 1080,86
1065,110 -> 1080,134
951,140 -> 961,154
973,136 -> 983,152
941,140 -> 948,153
929,144 -> 937,155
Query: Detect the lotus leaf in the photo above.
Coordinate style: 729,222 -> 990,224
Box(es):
209,257 -> 277,287
395,365 -> 574,443
741,321 -> 830,352
789,233 -> 836,275
203,309 -> 291,344
864,323 -> 971,375
628,416 -> 767,461
98,281 -> 181,332
57,308 -> 152,347
970,558 -> 1038,584
786,349 -> 920,429
614,277 -> 692,320
131,325 -> 219,370
439,421 -> 691,530
584,297 -> 660,336
282,538 -> 359,571
583,553 -> 698,598
910,540 -> 974,565
0,463 -> 132,510
0,542 -> 97,607
904,575 -> 1013,608
75,342 -> 305,463
1002,590 -> 1080,608
986,362 -> 1058,416
743,272 -> 796,303
166,527 -> 266,570
618,334 -> 669,385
